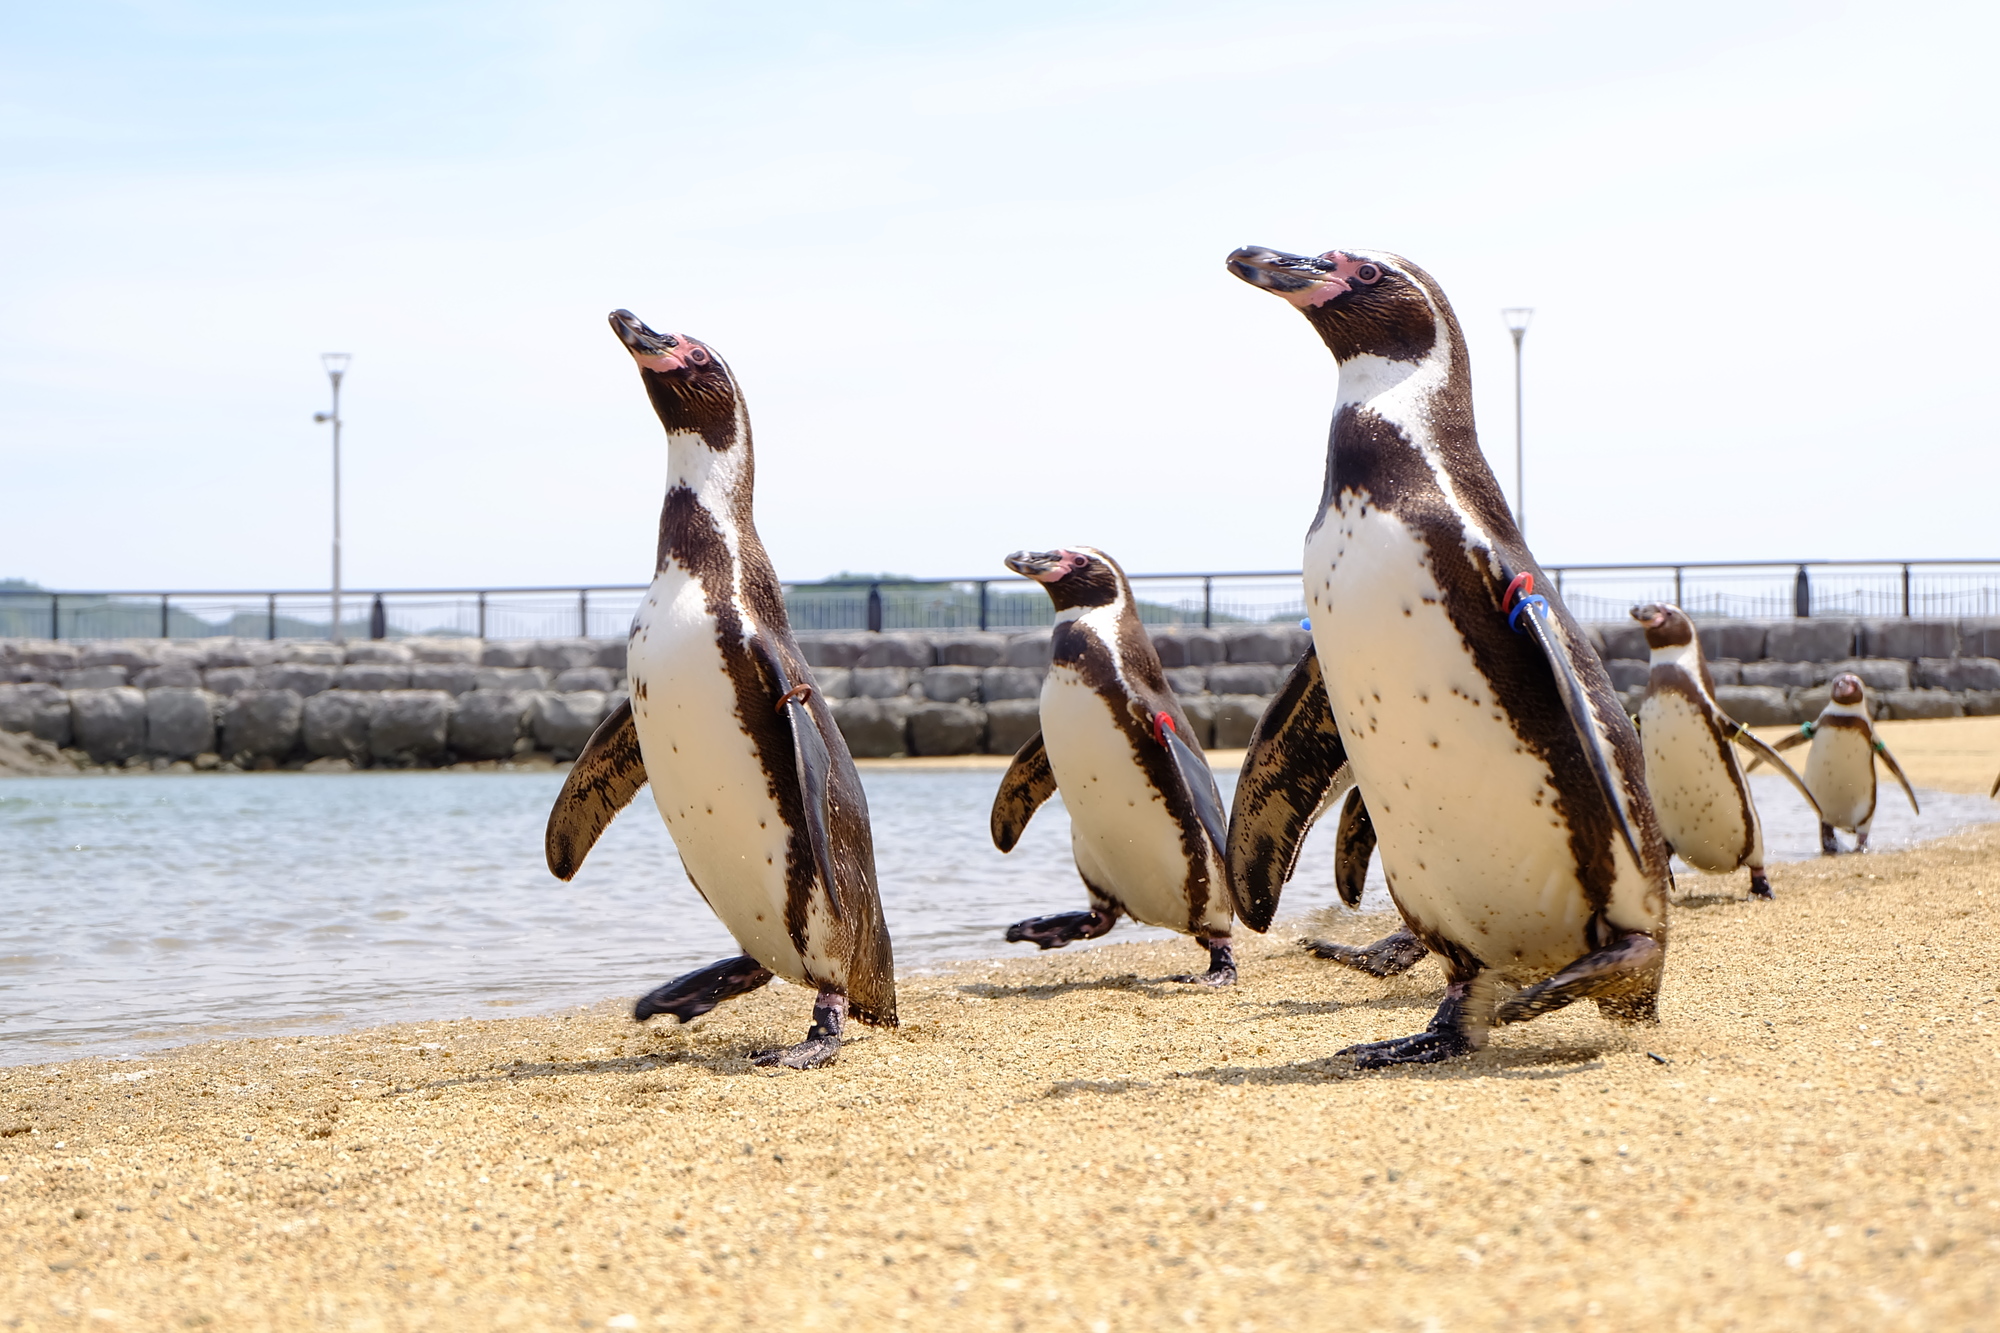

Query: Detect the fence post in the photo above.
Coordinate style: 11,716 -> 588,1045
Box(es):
578,589 -> 589,638
477,591 -> 487,640
369,593 -> 387,640
1202,577 -> 1213,629
1901,563 -> 1911,617
867,582 -> 883,633
1673,566 -> 1682,606
267,593 -> 277,640
978,581 -> 989,632
1793,565 -> 1811,618
50,593 -> 59,641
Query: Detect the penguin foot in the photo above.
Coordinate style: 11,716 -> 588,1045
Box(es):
751,992 -> 845,1071
634,955 -> 773,1024
1306,928 -> 1428,977
1339,1029 -> 1476,1069
1819,823 -> 1842,856
1494,933 -> 1663,1027
1749,869 -> 1775,900
1005,908 -> 1117,950
1170,939 -> 1237,986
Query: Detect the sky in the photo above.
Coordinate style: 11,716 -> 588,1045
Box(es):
3,0 -> 1995,592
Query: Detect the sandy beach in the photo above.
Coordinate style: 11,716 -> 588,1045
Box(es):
3,719 -> 1998,1330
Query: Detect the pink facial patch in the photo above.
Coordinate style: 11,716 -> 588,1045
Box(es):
632,335 -> 703,372
1288,251 -> 1386,309
1035,550 -> 1088,583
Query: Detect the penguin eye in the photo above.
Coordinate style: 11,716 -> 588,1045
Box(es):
1355,263 -> 1381,283
688,347 -> 709,365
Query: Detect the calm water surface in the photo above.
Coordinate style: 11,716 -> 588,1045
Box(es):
1,767 -> 1991,1063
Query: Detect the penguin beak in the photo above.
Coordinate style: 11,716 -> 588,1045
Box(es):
1631,604 -> 1669,630
1226,246 -> 1338,298
609,310 -> 701,371
1005,549 -> 1077,583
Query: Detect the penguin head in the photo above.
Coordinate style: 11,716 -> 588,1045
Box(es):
1005,547 -> 1125,612
608,310 -> 740,448
1631,603 -> 1695,650
1224,246 -> 1442,363
1829,673 -> 1866,706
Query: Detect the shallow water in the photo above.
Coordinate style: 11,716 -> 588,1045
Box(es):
0,767 -> 1991,1063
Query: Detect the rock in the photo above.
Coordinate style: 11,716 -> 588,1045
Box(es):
851,668 -> 914,699
146,688 -> 217,760
1001,630 -> 1054,668
256,663 -> 338,696
1713,685 -> 1794,727
1764,620 -> 1859,662
222,689 -> 304,764
1913,657 -> 2000,691
1706,658 -> 1743,686
70,687 -> 149,763
1151,630 -> 1225,668
80,643 -> 159,671
15,644 -> 79,670
0,683 -> 72,745
1860,619 -> 1958,660
404,637 -> 481,665
934,633 -> 1008,668
907,702 -> 984,756
860,634 -> 935,669
1742,660 -> 1818,688
199,642 -> 256,669
593,640 -> 628,672
1206,664 -> 1284,696
529,691 -> 609,760
1958,621 -> 2000,659
480,641 -> 535,668
369,691 -> 454,765
1878,689 -> 1964,720
554,666 -> 617,693
807,667 -> 852,700
1224,626 -> 1305,664
1164,667 -> 1208,697
1699,622 -> 1768,661
339,663 -> 411,691
1594,625 -> 1648,661
303,691 -> 377,763
1824,658 -> 1911,692
449,691 -> 534,761
831,697 -> 909,758
1619,686 -> 1645,717
979,667 -> 1042,702
1961,691 -> 2000,717
202,667 -> 257,695
302,757 -> 356,773
1210,696 -> 1267,748
473,666 -> 550,692
409,663 -> 479,695
134,664 -> 204,689
798,634 -> 872,669
344,642 -> 413,665
1603,660 -> 1649,692
982,699 -> 1041,755
62,666 -> 130,690
528,640 -> 600,672
272,642 -> 344,666
1177,696 -> 1216,748
921,667 -> 982,703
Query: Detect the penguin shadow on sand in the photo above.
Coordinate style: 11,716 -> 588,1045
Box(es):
1172,1043 -> 1609,1088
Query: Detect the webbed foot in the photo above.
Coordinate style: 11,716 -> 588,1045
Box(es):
751,991 -> 845,1071
1170,938 -> 1236,986
1307,927 -> 1428,976
1495,932 -> 1663,1027
1749,868 -> 1775,900
1005,908 -> 1117,950
1819,822 -> 1842,856
1338,978 -> 1488,1069
634,955 -> 773,1023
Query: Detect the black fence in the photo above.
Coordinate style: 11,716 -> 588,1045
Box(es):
3,560 -> 1997,642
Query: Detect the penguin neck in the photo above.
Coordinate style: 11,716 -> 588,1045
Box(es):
1647,638 -> 1705,676
1819,698 -> 1870,723
656,412 -> 760,577
1321,306 -> 1518,564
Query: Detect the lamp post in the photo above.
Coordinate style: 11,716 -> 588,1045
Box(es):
1501,308 -> 1532,536
314,353 -> 352,643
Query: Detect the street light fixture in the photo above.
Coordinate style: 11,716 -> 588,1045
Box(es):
314,353 -> 352,643
1500,308 -> 1533,536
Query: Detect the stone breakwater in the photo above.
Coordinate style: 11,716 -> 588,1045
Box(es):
3,617 -> 1999,770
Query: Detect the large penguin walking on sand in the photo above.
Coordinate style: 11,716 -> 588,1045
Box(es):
1224,245 -> 1672,1067
1631,602 -> 1822,898
1751,673 -> 1920,854
990,547 -> 1238,983
544,311 -> 895,1068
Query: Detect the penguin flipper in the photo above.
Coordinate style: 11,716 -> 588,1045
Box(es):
1225,643 -> 1355,932
1744,726 -> 1812,773
991,731 -> 1057,853
1719,717 -> 1825,820
1333,786 -> 1376,908
1162,724 -> 1228,858
1871,733 -> 1921,815
750,638 -> 841,921
1512,595 -> 1646,871
1990,769 -> 1999,800
545,699 -> 646,881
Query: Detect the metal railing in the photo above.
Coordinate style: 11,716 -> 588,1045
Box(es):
3,560 -> 1997,641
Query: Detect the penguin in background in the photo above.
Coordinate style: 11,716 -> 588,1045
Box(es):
1630,603 -> 1822,899
1225,243 -> 1672,1067
544,311 -> 896,1069
1752,672 -> 1920,854
989,547 -> 1239,984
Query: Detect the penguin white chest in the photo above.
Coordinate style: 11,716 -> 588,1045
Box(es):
1805,729 -> 1878,831
626,567 -> 811,983
1038,657 -> 1224,935
1303,502 -> 1641,976
1637,689 -> 1756,873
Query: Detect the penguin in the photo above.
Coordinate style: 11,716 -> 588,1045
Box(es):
1223,244 -> 1672,1067
543,311 -> 896,1069
989,547 -> 1238,984
1630,602 -> 1822,899
1752,672 -> 1920,854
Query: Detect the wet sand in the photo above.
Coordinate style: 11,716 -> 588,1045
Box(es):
3,724 -> 1998,1330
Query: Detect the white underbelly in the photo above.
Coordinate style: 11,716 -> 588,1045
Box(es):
628,569 -> 810,982
1805,731 -> 1877,830
1304,504 -> 1650,977
1638,692 -> 1757,872
1039,667 -> 1227,935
